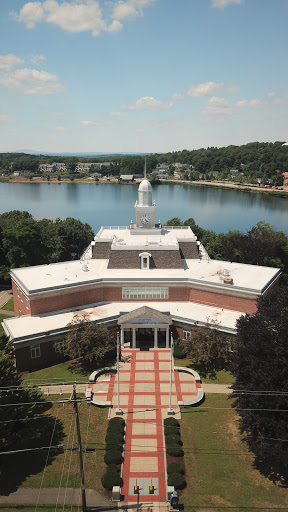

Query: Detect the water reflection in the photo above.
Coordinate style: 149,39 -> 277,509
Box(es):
1,182 -> 287,234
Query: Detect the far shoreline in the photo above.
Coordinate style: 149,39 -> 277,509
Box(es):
1,176 -> 288,199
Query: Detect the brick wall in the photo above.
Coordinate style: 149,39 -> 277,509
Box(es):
30,286 -> 104,315
12,280 -> 31,317
189,288 -> 257,313
15,340 -> 63,372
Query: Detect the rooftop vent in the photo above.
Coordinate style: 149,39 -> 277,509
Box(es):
223,268 -> 230,277
82,264 -> 89,272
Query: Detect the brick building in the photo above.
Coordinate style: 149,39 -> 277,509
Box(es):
2,166 -> 281,371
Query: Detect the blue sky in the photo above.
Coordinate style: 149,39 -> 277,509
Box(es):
0,0 -> 287,153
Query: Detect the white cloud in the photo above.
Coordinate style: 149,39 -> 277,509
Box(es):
109,111 -> 126,117
211,0 -> 244,8
226,84 -> 239,93
111,0 -> 155,20
187,81 -> 223,98
12,0 -> 107,36
0,54 -> 24,71
0,114 -> 10,123
12,0 -> 156,36
202,96 -> 234,116
121,96 -> 173,110
0,67 -> 65,95
30,54 -> 47,66
267,91 -> 275,99
55,125 -> 65,130
236,98 -> 264,108
171,93 -> 184,100
81,119 -> 97,126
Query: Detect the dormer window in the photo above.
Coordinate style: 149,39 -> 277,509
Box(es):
139,252 -> 151,270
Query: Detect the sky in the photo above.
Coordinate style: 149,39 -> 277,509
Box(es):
0,0 -> 287,154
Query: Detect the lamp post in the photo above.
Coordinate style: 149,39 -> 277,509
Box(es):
116,332 -> 123,416
167,333 -> 174,416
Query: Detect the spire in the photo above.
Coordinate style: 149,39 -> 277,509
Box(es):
144,158 -> 147,179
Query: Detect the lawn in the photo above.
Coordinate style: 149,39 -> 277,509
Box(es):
180,394 -> 288,511
2,297 -> 14,312
174,358 -> 234,384
22,360 -> 90,385
1,394 -> 108,494
0,313 -> 11,336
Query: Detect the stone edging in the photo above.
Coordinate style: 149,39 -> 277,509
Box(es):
174,366 -> 204,406
88,366 -> 117,407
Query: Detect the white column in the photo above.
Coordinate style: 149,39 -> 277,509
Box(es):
120,328 -> 124,347
154,328 -> 158,348
166,327 -> 169,348
132,328 -> 136,349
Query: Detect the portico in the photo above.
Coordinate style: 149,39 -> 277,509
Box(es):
118,306 -> 172,349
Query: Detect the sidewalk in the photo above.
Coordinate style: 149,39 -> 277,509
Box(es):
0,487 -> 112,507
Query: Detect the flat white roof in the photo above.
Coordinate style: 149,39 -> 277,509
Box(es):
10,257 -> 280,296
3,301 -> 242,343
96,226 -> 197,248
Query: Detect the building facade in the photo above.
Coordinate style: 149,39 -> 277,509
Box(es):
3,170 -> 281,372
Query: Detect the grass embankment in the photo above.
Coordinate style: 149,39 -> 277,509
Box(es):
1,394 -> 108,494
174,358 -> 234,384
180,394 -> 288,511
0,313 -> 11,336
2,297 -> 14,312
22,360 -> 90,385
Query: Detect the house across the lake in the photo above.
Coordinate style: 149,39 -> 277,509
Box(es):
2,164 -> 281,372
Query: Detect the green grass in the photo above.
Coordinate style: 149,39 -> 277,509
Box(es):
174,358 -> 234,384
2,297 -> 14,312
0,313 -> 11,336
22,360 -> 90,385
1,394 -> 108,494
180,394 -> 288,511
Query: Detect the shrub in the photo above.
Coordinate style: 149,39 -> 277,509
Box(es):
164,425 -> 180,436
165,435 -> 182,446
167,462 -> 184,475
105,432 -> 124,444
166,444 -> 184,457
107,423 -> 125,435
106,441 -> 123,453
109,417 -> 125,427
173,343 -> 186,359
164,417 -> 179,427
104,450 -> 123,465
167,473 -> 186,490
101,470 -> 123,490
105,463 -> 120,473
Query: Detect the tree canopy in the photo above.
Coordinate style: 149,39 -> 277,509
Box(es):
0,211 -> 94,283
0,335 -> 64,486
231,286 -> 288,484
166,217 -> 288,284
60,314 -> 116,370
182,326 -> 231,378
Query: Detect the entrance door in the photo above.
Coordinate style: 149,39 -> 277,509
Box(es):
137,328 -> 154,350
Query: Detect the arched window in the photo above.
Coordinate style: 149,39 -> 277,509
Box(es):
139,252 -> 152,270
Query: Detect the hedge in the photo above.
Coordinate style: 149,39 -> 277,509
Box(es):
173,343 -> 186,359
105,441 -> 123,453
164,425 -> 180,436
165,434 -> 182,446
164,417 -> 179,427
166,444 -> 184,457
101,470 -> 123,490
167,473 -> 187,490
109,417 -> 125,427
105,432 -> 124,444
105,463 -> 120,473
167,462 -> 184,475
104,450 -> 123,465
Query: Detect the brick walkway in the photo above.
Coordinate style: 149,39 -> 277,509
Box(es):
89,348 -> 200,508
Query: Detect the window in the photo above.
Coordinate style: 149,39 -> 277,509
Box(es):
25,297 -> 29,309
31,344 -> 41,359
139,252 -> 151,270
122,287 -> 168,300
20,291 -> 23,302
142,257 -> 148,269
17,287 -> 20,298
183,330 -> 191,340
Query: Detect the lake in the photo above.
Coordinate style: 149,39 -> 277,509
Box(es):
1,182 -> 288,234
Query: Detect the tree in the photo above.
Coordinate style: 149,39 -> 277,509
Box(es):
0,335 -> 64,485
183,326 -> 231,377
231,287 -> 288,483
61,314 -> 116,369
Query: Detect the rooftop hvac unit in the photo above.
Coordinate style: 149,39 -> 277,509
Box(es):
223,268 -> 230,277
